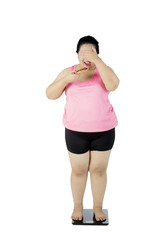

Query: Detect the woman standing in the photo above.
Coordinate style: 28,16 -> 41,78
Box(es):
46,36 -> 120,222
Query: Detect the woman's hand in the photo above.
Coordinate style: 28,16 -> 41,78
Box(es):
65,70 -> 81,83
79,46 -> 99,63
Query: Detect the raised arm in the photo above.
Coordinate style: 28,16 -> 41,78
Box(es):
46,68 -> 70,100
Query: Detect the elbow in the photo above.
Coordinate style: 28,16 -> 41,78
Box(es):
45,88 -> 63,100
45,88 -> 56,100
109,78 -> 120,91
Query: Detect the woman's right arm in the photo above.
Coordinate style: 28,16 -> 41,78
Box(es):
46,68 -> 70,100
46,67 -> 80,100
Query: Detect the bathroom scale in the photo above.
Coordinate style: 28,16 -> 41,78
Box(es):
72,209 -> 109,225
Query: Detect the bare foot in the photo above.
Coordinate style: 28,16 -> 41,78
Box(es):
71,208 -> 83,221
93,207 -> 106,221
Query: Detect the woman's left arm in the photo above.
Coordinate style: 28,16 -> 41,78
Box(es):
80,48 -> 120,91
94,57 -> 120,91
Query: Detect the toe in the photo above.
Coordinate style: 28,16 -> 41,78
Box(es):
95,214 -> 106,221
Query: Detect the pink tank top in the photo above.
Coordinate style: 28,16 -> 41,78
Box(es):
62,65 -> 118,132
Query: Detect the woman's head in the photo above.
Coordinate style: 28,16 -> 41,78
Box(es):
76,35 -> 99,69
76,35 -> 99,54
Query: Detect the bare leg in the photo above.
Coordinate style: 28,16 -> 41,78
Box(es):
89,150 -> 111,221
68,150 -> 90,221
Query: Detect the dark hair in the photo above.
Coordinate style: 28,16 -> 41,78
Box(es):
76,35 -> 99,54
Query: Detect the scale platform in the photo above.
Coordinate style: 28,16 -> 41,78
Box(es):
72,209 -> 109,225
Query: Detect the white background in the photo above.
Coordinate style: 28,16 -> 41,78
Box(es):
0,0 -> 160,239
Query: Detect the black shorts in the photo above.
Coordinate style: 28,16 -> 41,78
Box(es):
65,128 -> 115,154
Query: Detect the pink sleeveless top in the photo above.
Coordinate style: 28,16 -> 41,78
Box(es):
62,65 -> 118,132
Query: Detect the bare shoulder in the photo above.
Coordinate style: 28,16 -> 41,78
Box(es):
63,66 -> 72,74
54,66 -> 72,83
58,66 -> 71,77
63,66 -> 72,72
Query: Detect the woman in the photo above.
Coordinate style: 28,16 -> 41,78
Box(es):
46,36 -> 120,222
